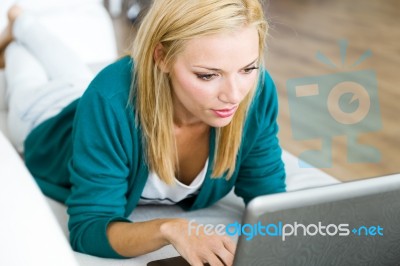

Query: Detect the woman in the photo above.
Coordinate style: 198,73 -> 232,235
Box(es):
2,0 -> 286,265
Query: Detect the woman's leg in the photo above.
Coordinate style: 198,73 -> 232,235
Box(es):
5,43 -> 49,152
3,6 -> 95,152
12,12 -> 93,87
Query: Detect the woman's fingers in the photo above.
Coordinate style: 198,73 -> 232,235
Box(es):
210,236 -> 235,266
185,253 -> 205,266
184,241 -> 228,266
190,234 -> 234,265
223,235 -> 236,255
214,249 -> 234,266
203,252 -> 226,266
162,219 -> 237,266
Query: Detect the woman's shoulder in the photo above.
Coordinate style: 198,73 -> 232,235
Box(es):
249,69 -> 279,117
85,56 -> 134,101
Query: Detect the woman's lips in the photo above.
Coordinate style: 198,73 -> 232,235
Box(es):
212,106 -> 238,118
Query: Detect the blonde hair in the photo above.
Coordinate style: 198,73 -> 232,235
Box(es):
131,0 -> 268,184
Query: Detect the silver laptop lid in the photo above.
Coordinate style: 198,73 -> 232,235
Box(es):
234,174 -> 400,266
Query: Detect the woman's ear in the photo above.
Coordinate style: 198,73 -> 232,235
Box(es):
154,43 -> 169,73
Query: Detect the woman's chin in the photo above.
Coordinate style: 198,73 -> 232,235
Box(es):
205,117 -> 234,128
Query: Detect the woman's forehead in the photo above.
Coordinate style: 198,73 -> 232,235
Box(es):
177,26 -> 260,69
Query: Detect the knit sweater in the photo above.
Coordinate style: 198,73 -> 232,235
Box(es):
24,56 -> 286,258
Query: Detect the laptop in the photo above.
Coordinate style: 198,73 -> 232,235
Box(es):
148,174 -> 400,266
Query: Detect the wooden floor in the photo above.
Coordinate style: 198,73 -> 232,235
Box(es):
109,0 -> 400,182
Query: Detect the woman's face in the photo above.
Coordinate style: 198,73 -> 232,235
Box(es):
167,26 -> 260,128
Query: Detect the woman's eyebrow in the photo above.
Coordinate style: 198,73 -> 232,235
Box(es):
242,58 -> 259,68
192,58 -> 259,71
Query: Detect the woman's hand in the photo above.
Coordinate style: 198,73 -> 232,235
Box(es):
160,218 -> 236,266
107,218 -> 235,265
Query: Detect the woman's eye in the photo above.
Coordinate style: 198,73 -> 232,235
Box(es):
196,73 -> 217,81
243,67 -> 259,74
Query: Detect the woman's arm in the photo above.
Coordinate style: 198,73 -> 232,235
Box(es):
107,219 -> 168,256
107,219 -> 236,266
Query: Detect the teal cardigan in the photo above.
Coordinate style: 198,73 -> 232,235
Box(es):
24,57 -> 286,258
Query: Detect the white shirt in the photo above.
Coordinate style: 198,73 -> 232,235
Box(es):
138,159 -> 208,205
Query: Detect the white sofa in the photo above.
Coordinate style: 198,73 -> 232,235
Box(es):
0,1 -> 339,265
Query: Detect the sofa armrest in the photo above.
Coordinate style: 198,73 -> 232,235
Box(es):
0,131 -> 79,266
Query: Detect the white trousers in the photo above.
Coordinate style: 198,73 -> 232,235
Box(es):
5,14 -> 94,152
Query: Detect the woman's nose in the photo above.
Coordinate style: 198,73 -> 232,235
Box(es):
218,76 -> 243,104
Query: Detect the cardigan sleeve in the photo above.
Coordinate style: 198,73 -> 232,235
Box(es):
66,87 -> 132,258
234,71 -> 286,204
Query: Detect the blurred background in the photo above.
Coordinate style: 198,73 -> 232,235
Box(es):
106,0 -> 400,182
